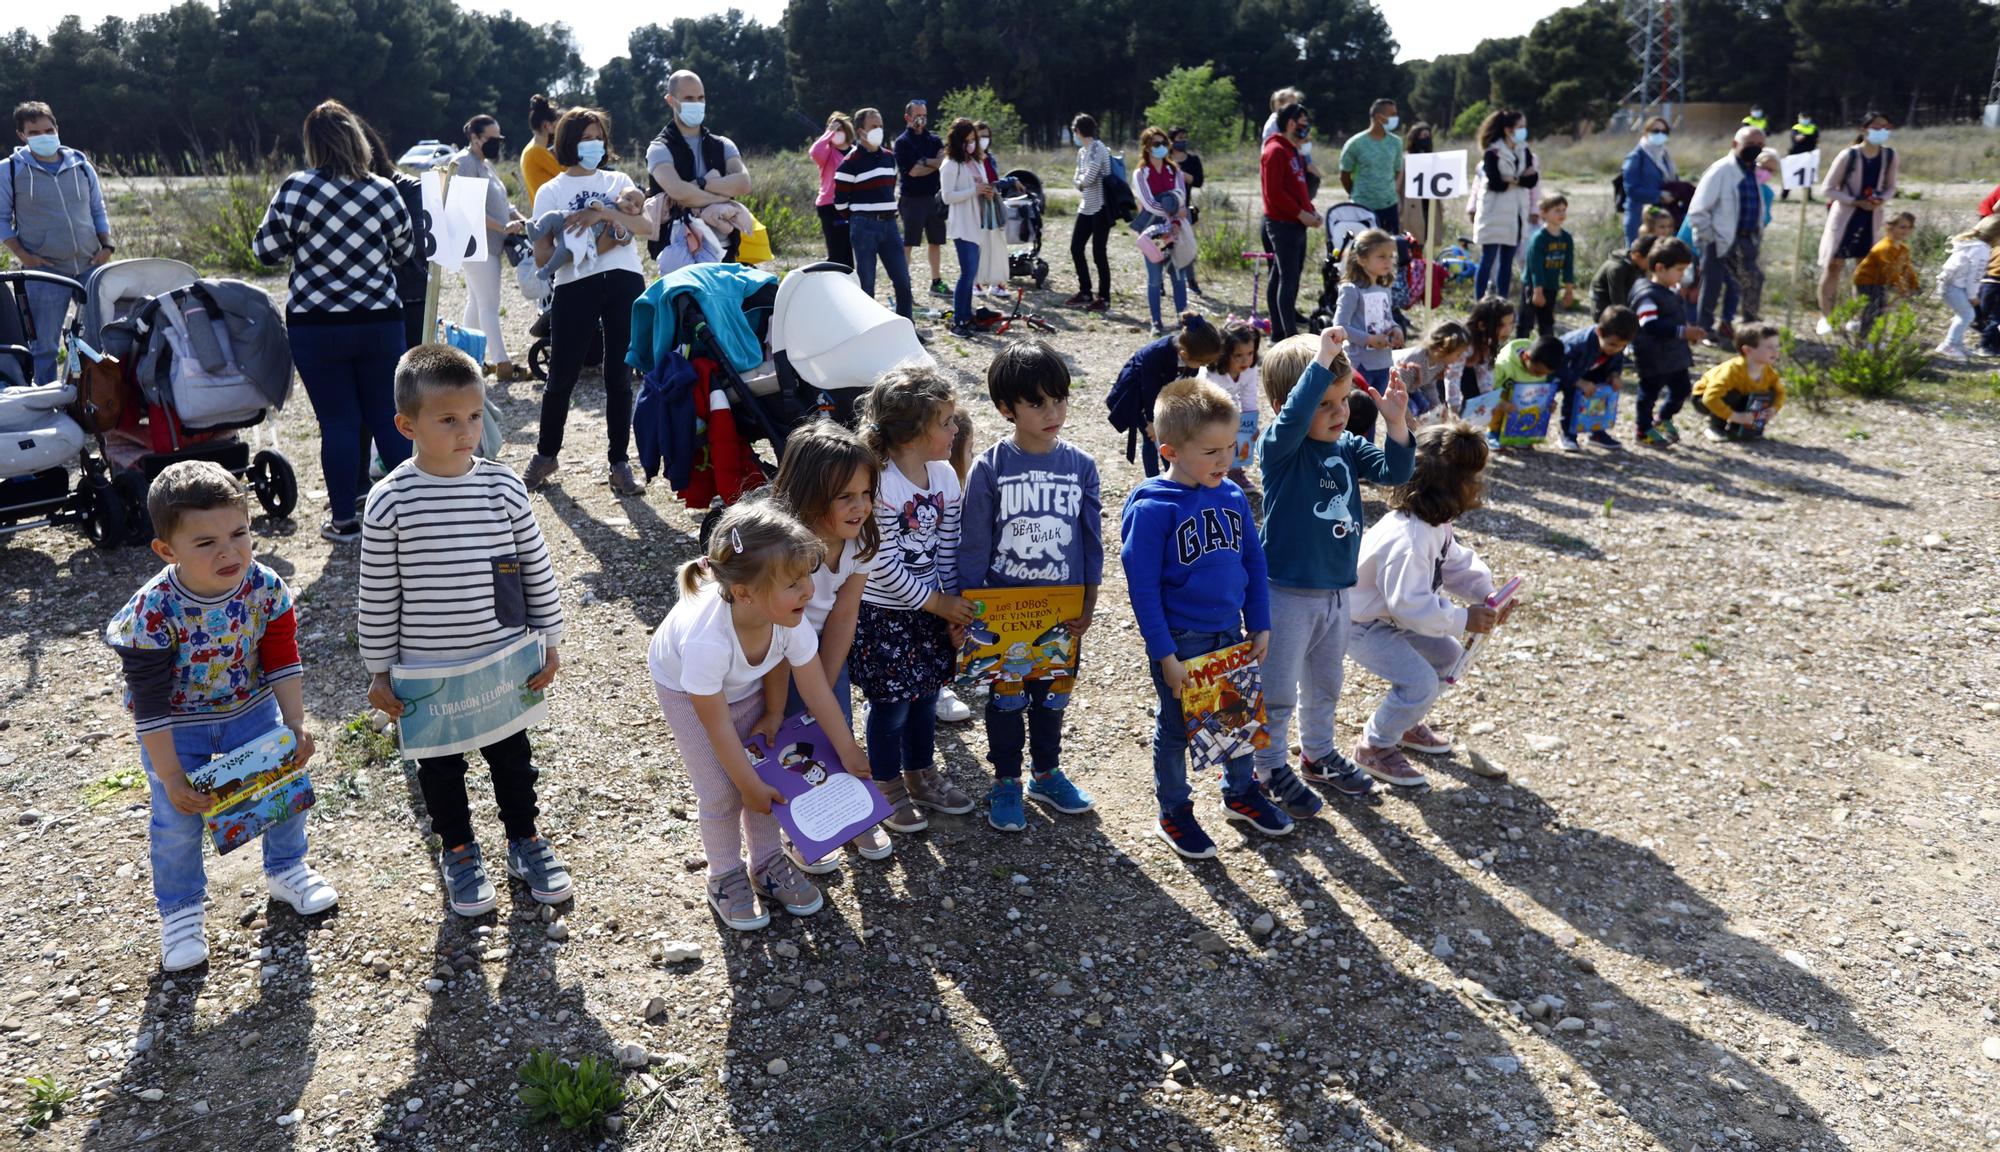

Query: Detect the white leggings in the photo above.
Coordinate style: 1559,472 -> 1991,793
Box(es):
459,254 -> 511,365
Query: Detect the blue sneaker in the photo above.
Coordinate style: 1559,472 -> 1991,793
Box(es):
440,842 -> 497,917
1297,751 -> 1377,798
987,778 -> 1026,832
505,835 -> 574,905
1261,762 -> 1323,819
1156,804 -> 1217,859
1485,430 -> 1503,452
1223,787 -> 1294,837
1026,770 -> 1095,814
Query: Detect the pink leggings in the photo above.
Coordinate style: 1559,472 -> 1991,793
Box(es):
654,685 -> 781,878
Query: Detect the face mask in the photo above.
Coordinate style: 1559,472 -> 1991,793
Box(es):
1751,109 -> 1763,119
1513,126 -> 1529,144
832,132 -> 847,148
912,117 -> 927,131
1866,128 -> 1891,146
980,136 -> 991,151
1646,132 -> 1669,148
1801,117 -> 1813,126
1738,145 -> 1762,165
480,137 -> 502,160
865,127 -> 884,147
26,134 -> 59,158
678,101 -> 706,128
1755,168 -> 1773,185
576,140 -> 605,169
1150,145 -> 1168,160
1383,115 -> 1400,131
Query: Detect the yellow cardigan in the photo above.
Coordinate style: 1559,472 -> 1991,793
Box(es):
521,141 -> 561,208
1853,237 -> 1917,294
1695,355 -> 1785,420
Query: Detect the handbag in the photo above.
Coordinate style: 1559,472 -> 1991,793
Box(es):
68,348 -> 125,433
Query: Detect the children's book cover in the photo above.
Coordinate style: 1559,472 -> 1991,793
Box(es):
1744,391 -> 1775,429
1572,383 -> 1619,434
955,585 -> 1084,706
1444,576 -> 1524,687
744,712 -> 892,863
1499,380 -> 1558,445
1460,389 -> 1501,427
1180,642 -> 1270,773
1234,410 -> 1258,467
392,633 -> 548,760
186,725 -> 315,856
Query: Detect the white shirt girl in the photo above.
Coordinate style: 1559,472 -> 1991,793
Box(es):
647,582 -> 819,703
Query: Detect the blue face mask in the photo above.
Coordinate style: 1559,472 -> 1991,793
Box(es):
26,133 -> 60,158
1513,126 -> 1529,144
576,140 -> 606,169
1150,145 -> 1168,160
1866,127 -> 1891,146
678,101 -> 706,128
1383,115 -> 1400,131
1646,132 -> 1669,148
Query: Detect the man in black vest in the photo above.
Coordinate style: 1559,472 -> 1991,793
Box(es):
646,70 -> 752,260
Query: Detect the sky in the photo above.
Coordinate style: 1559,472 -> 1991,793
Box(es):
34,0 -> 1576,70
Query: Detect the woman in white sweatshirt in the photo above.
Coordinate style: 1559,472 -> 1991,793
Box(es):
1347,422 -> 1513,788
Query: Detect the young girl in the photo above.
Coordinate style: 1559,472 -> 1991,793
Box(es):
1346,422 -> 1512,789
1335,229 -> 1404,439
1935,215 -> 2000,360
1107,312 -> 1224,477
647,501 -> 869,932
854,366 -> 979,833
767,421 -> 895,872
1853,210 -> 1919,337
1462,296 -> 1516,415
1393,320 -> 1472,422
1131,125 -> 1191,335
1200,320 -> 1263,486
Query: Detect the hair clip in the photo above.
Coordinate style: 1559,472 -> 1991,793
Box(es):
729,526 -> 745,554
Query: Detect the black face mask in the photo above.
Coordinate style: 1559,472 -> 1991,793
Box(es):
1411,135 -> 1432,153
481,137 -> 503,160
1737,145 -> 1760,165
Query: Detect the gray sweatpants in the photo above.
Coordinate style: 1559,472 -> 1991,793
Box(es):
1347,619 -> 1464,748
1252,585 -> 1349,782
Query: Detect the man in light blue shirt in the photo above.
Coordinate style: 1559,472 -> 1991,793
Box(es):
0,101 -> 114,382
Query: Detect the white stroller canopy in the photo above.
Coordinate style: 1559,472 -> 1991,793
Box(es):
1322,204 -> 1380,259
84,258 -> 199,345
771,266 -> 933,391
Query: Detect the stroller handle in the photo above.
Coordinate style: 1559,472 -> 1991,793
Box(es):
1240,251 -> 1275,261
0,269 -> 87,303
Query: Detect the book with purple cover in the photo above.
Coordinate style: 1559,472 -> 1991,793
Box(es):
743,711 -> 892,863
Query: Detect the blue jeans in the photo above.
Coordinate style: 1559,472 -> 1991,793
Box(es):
986,678 -> 1064,779
25,276 -> 76,384
1623,197 -> 1654,245
1144,253 -> 1188,328
865,689 -> 937,783
952,238 -> 980,325
290,318 -> 409,522
1943,284 -> 1977,351
1697,233 -> 1763,331
785,659 -> 854,727
1476,244 -> 1516,299
850,214 -> 913,320
1150,628 -> 1257,814
140,699 -> 307,915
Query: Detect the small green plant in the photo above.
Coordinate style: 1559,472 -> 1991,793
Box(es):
1601,496 -> 1615,519
516,1051 -> 625,1132
83,767 -> 144,807
1785,299 -> 1930,401
1686,636 -> 1717,660
24,1075 -> 77,1129
1844,427 -> 1870,441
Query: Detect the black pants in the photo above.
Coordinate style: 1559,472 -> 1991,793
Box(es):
1371,202 -> 1401,235
416,728 -> 540,849
1636,369 -> 1691,434
538,268 -> 642,464
1979,281 -> 2000,352
987,679 -> 1066,778
1264,218 -> 1309,339
1516,288 -> 1556,339
1071,209 -> 1112,298
817,202 -> 853,270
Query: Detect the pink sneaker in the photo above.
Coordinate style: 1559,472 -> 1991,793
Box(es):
1353,741 -> 1427,788
1397,723 -> 1453,754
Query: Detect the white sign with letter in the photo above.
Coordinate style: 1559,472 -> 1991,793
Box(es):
419,169 -> 492,272
1404,150 -> 1468,200
1781,149 -> 1819,191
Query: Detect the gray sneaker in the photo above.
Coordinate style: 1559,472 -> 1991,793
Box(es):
522,454 -> 559,489
440,843 -> 497,917
608,461 -> 644,495
707,866 -> 769,932
506,836 -> 574,904
752,854 -> 825,916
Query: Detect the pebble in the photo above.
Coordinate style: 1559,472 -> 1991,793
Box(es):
191,1100 -> 209,1115
1555,1017 -> 1588,1032
1525,734 -> 1567,754
545,921 -> 568,942
452,1081 -> 470,1097
767,1058 -> 789,1076
616,1042 -> 651,1069
276,1108 -> 303,1127
803,979 -> 826,994
773,941 -> 800,959
1432,934 -> 1455,959
1050,980 -> 1074,997
1467,721 -> 1497,737
1191,930 -> 1228,954
1982,1036 -> 2000,1062
766,987 -> 796,1009
405,1097 -> 423,1113
1485,1056 -> 1520,1075
643,996 -> 668,1020
1782,949 -> 1812,971
422,979 -> 444,993
1249,912 -> 1275,938
138,1088 -> 163,1102
16,809 -> 42,825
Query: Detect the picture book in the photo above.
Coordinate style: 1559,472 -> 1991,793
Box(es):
743,712 -> 892,863
392,633 -> 548,760
1180,641 -> 1270,774
1498,380 -> 1558,445
1234,410 -> 1258,467
955,585 -> 1084,703
1460,389 -> 1500,427
1745,391 -> 1775,429
1444,576 -> 1524,687
185,725 -> 315,856
1572,382 -> 1619,434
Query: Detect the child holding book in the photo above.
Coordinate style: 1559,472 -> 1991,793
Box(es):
1551,305 -> 1637,451
360,345 -> 569,917
1201,320 -> 1264,487
1628,237 -> 1706,446
1392,320 -> 1472,420
1695,321 -> 1786,441
648,501 -> 868,931
1461,296 -> 1516,414
107,460 -> 337,971
1482,333 -> 1565,450
1121,377 -> 1285,858
1591,234 -> 1654,320
1853,211 -> 1918,337
1347,422 -> 1512,789
957,340 -> 1103,832
1107,314 -> 1224,477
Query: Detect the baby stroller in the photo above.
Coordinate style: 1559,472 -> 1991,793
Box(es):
508,236 -> 557,382
0,270 -> 128,547
84,257 -> 298,540
999,169 -> 1050,287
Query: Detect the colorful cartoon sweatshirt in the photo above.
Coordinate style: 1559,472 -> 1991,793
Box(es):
105,563 -> 301,735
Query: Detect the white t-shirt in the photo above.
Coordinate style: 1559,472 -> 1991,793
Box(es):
647,582 -> 819,703
805,536 -> 873,634
531,169 -> 645,288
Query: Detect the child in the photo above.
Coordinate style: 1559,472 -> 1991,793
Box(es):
531,187 -> 648,283
933,409 -> 979,724
1936,215 -> 2000,360
1695,321 -> 1786,441
360,345 -> 570,916
1462,296 -> 1516,414
1201,320 -> 1263,486
1552,305 -> 1638,451
1591,234 -> 1655,319
1333,228 -> 1403,441
1483,333 -> 1565,450
1253,327 -> 1417,798
1106,312 -> 1224,477
1643,204 -> 1677,240
647,502 -> 868,931
766,420 -> 895,872
1854,211 -> 1918,337
1121,378 -> 1282,857
1628,237 -> 1706,446
1392,320 -> 1472,420
1517,193 -> 1575,339
957,340 -> 1103,832
106,461 -> 337,970
1347,423 -> 1512,788
854,365 -> 979,832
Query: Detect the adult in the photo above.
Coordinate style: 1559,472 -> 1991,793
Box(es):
0,101 -> 113,383
833,108 -> 915,321
1472,108 -> 1539,300
1065,114 -> 1112,312
252,99 -> 413,542
1168,126 -> 1205,294
1815,112 -> 1899,330
809,111 -> 856,268
1686,125 -> 1768,338
527,107 -> 655,495
1132,125 -> 1189,336
521,93 -> 563,209
1340,98 -> 1405,235
938,118 -> 996,338
1402,122 -> 1435,249
893,99 -> 948,297
357,119 -> 426,350
646,70 -> 752,262
1742,106 -> 1768,134
1259,102 -> 1321,340
1782,112 -> 1818,202
1620,116 -> 1676,243
1262,88 -> 1323,200
452,114 -> 527,381
973,120 -> 1008,298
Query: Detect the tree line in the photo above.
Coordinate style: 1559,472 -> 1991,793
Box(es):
1,0 -> 1995,171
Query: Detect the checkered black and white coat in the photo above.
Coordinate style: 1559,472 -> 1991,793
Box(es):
253,170 -> 415,314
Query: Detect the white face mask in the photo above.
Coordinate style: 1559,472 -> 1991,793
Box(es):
979,136 -> 991,151
832,132 -> 847,148
865,126 -> 884,147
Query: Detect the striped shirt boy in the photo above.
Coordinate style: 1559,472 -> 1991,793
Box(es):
834,147 -> 901,217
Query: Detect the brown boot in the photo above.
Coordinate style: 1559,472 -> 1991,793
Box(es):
879,776 -> 929,833
906,766 -> 974,815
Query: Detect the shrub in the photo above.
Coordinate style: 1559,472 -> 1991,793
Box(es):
740,152 -> 822,258
1143,63 -> 1241,152
938,83 -> 1024,150
115,158 -> 277,274
1784,297 -> 1930,401
516,1051 -> 624,1132
1450,100 -> 1491,141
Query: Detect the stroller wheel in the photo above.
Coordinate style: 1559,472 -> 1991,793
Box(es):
1033,259 -> 1049,288
528,338 -> 551,382
112,470 -> 152,545
79,476 -> 126,549
251,450 -> 299,521
696,501 -> 725,551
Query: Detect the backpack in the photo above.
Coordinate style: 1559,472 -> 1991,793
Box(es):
1101,151 -> 1136,222
645,126 -> 738,262
134,280 -> 291,430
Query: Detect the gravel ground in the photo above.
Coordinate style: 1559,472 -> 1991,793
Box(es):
2,198 -> 1998,1152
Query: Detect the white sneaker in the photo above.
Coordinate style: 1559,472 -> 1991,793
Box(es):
783,837 -> 841,876
266,863 -> 339,915
1934,343 -> 1969,362
1557,434 -> 1580,452
160,905 -> 208,972
851,823 -> 894,860
1814,317 -> 1833,336
934,687 -> 973,723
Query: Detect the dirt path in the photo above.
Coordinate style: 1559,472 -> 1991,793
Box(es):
1,220 -> 1997,1152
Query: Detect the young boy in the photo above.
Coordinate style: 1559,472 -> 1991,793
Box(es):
105,460 -> 337,971
1517,193 -> 1576,340
1553,305 -> 1638,451
1485,334 -> 1566,450
360,344 -> 571,917
1591,234 -> 1654,319
1253,327 -> 1416,796
1628,237 -> 1706,446
957,339 -> 1103,832
1121,377 -> 1282,857
1696,321 -> 1786,441
1853,211 -> 1919,337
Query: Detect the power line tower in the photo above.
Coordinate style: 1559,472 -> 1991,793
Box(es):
1621,0 -> 1686,126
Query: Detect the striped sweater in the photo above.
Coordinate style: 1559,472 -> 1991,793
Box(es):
358,458 -> 563,673
863,460 -> 961,611
834,147 -> 900,216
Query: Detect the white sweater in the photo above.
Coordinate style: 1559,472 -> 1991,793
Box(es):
1349,509 -> 1495,637
1937,237 -> 1991,296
